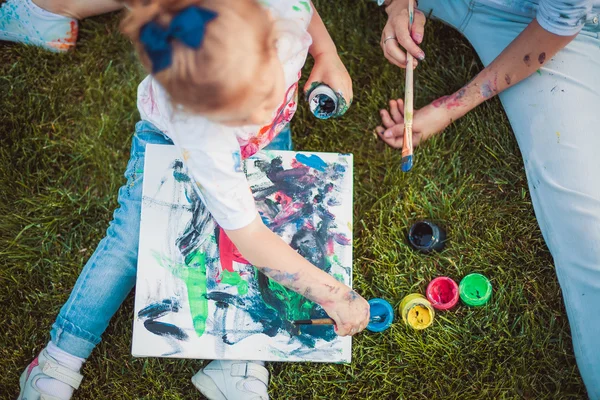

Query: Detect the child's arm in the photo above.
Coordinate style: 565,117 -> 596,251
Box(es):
225,216 -> 370,336
304,3 -> 353,114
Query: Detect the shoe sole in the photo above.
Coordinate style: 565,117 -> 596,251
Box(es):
0,30 -> 74,52
191,371 -> 228,400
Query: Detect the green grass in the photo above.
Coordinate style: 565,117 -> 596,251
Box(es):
0,1 -> 586,399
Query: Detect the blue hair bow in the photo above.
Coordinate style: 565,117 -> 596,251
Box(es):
140,6 -> 217,73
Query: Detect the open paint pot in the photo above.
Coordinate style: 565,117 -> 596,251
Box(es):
408,221 -> 446,253
366,298 -> 394,333
399,294 -> 435,330
459,273 -> 492,306
426,277 -> 459,310
307,84 -> 339,119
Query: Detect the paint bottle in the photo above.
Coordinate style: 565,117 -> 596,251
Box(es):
459,273 -> 492,306
307,84 -> 339,119
399,294 -> 435,330
426,277 -> 459,311
408,220 -> 446,253
366,298 -> 394,333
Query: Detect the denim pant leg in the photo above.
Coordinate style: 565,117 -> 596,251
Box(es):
50,121 -> 173,359
263,124 -> 293,151
419,2 -> 600,396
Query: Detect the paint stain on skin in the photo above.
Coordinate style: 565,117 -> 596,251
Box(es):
538,52 -> 546,64
505,74 -> 512,85
432,87 -> 466,109
523,54 -> 531,67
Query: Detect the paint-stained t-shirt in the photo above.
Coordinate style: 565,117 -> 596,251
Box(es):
137,0 -> 313,230
478,0 -> 597,35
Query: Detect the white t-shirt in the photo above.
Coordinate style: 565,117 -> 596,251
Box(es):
137,0 -> 313,230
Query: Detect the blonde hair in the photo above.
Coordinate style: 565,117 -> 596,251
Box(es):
122,0 -> 275,114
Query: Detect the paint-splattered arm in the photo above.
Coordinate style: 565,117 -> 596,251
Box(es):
224,215 -> 370,336
377,19 -> 578,148
432,19 -> 577,119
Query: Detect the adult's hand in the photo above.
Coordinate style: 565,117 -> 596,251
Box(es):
381,0 -> 426,68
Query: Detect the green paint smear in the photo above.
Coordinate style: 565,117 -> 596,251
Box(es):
300,0 -> 310,12
221,270 -> 248,296
261,268 -> 314,321
537,69 -> 542,76
292,5 -> 301,11
333,273 -> 345,283
151,249 -> 208,337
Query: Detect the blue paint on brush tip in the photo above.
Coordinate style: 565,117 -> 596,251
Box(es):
401,155 -> 413,172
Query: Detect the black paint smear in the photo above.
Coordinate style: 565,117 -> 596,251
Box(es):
138,298 -> 180,320
144,320 -> 188,340
505,74 -> 511,85
538,52 -> 546,64
523,54 -> 531,66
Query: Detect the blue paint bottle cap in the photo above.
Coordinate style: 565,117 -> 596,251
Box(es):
366,298 -> 394,333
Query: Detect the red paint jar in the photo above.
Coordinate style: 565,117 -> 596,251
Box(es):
426,277 -> 459,311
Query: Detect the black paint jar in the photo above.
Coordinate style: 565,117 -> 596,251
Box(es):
408,220 -> 446,253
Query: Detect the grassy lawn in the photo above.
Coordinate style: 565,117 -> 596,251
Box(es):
0,1 -> 587,398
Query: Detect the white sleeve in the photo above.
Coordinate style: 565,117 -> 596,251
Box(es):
537,0 -> 592,36
167,114 -> 258,231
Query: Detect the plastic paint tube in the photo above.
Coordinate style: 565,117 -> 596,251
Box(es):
307,84 -> 339,119
399,293 -> 435,330
408,220 -> 446,253
459,273 -> 492,306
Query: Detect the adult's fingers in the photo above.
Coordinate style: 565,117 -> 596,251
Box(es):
411,9 -> 426,44
380,109 -> 396,129
393,9 -> 425,60
381,25 -> 407,68
389,99 -> 404,124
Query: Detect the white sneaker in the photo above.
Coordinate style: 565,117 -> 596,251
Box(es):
17,349 -> 83,400
192,360 -> 269,400
0,0 -> 78,52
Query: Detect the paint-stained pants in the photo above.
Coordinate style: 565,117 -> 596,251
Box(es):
50,121 -> 293,359
418,0 -> 600,397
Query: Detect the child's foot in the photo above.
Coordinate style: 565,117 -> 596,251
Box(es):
0,0 -> 78,52
192,360 -> 269,400
18,345 -> 84,400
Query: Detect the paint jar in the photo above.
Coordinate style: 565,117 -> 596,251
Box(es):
426,277 -> 459,311
408,220 -> 446,253
399,294 -> 435,330
366,298 -> 394,333
307,84 -> 339,119
459,273 -> 492,306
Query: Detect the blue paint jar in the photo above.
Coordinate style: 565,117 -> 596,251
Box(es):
408,220 -> 447,253
307,84 -> 339,119
366,298 -> 394,333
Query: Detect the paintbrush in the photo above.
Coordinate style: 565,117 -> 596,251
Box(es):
293,316 -> 384,326
401,0 -> 415,173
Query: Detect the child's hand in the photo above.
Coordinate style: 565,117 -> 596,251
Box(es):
304,51 -> 353,116
374,98 -> 453,148
321,287 -> 370,336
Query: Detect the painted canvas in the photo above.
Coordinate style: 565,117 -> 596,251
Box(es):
132,145 -> 353,363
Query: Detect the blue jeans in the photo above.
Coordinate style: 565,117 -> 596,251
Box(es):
419,1 -> 600,397
50,121 -> 293,358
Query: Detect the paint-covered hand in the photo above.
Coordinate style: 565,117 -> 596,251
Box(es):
374,98 -> 453,149
322,289 -> 370,336
381,0 -> 426,68
304,51 -> 353,117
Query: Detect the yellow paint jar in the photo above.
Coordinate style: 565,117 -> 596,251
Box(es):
400,293 -> 435,330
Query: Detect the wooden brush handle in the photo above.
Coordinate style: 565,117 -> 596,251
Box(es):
402,0 -> 415,158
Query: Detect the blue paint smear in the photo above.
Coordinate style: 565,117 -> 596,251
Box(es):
296,153 -> 327,172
